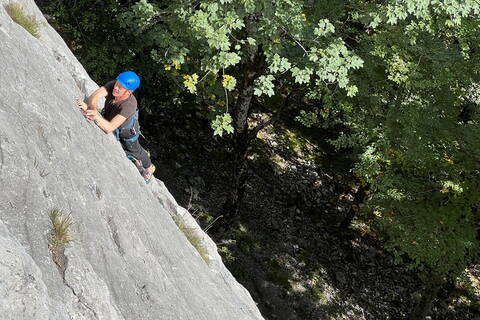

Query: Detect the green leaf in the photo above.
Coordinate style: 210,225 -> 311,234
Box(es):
268,54 -> 291,73
346,85 -> 358,97
222,75 -> 237,91
313,19 -> 335,37
291,67 -> 313,84
254,75 -> 275,97
211,113 -> 234,136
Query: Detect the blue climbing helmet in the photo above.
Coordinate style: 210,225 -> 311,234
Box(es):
116,71 -> 140,91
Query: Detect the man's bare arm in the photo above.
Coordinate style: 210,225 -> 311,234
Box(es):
76,86 -> 108,113
87,86 -> 108,111
86,112 -> 126,134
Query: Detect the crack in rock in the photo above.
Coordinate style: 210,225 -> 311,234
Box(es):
88,182 -> 103,200
50,245 -> 99,319
64,278 -> 100,320
0,138 -> 4,180
107,216 -> 124,256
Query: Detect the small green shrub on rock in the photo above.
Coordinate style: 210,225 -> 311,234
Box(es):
173,216 -> 210,264
48,208 -> 73,248
4,3 -> 40,38
48,208 -> 73,275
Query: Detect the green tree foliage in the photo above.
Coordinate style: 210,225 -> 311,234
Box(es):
345,1 -> 480,279
117,0 -> 364,134
327,3 -> 480,317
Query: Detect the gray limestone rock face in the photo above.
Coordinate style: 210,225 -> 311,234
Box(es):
0,1 -> 263,319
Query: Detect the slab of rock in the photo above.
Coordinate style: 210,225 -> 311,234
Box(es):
0,1 -> 263,319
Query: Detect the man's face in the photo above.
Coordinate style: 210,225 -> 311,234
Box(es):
112,81 -> 130,97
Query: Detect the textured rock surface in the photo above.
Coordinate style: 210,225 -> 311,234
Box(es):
0,1 -> 263,319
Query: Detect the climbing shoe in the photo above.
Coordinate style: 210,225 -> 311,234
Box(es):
143,164 -> 156,184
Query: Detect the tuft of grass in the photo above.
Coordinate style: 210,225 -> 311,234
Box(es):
4,3 -> 41,38
48,208 -> 74,247
266,259 -> 292,290
173,216 -> 210,264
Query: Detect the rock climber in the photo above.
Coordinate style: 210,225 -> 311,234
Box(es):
76,71 -> 155,183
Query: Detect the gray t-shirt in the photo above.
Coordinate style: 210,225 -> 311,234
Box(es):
102,80 -> 137,128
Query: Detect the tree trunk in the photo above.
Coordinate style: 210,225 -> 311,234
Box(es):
409,272 -> 443,320
222,131 -> 250,219
340,185 -> 366,229
222,22 -> 265,220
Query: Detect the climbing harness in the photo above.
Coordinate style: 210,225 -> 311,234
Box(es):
114,110 -> 140,142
